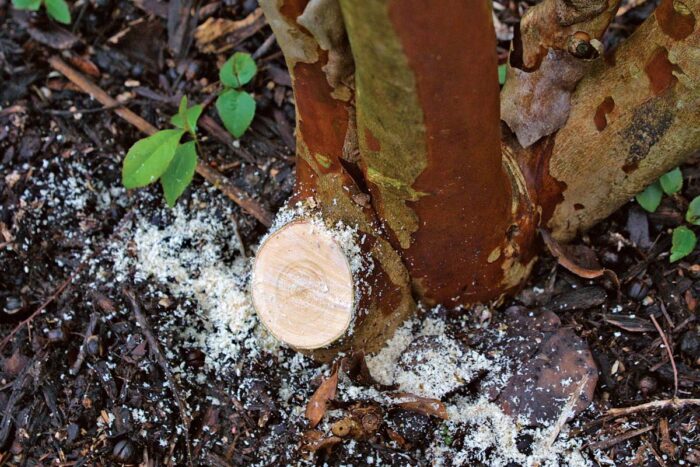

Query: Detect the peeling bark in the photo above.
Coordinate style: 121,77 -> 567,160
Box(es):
545,0 -> 700,240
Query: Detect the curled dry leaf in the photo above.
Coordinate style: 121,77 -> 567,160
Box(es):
540,229 -> 620,294
389,392 -> 448,420
501,50 -> 589,148
195,9 -> 266,54
305,365 -> 339,428
301,430 -> 342,453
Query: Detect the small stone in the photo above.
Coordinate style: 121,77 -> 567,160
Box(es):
47,327 -> 67,343
637,375 -> 658,396
112,439 -> 135,462
680,330 -> 700,362
86,335 -> 101,356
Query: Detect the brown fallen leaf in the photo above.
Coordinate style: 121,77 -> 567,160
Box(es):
604,315 -> 656,333
497,327 -> 598,426
2,350 -> 29,377
501,50 -> 589,148
27,23 -> 79,50
390,392 -> 448,420
68,55 -> 101,78
305,365 -> 339,428
195,9 -> 266,54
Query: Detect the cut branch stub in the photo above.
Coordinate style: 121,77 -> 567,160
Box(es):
252,221 -> 354,349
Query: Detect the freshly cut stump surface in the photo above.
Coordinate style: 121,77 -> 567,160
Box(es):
252,220 -> 355,349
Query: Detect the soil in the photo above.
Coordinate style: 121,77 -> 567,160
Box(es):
1,0 -> 698,465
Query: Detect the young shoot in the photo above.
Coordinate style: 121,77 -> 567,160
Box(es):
12,0 -> 71,24
121,96 -> 201,207
635,167 -> 699,262
216,52 -> 257,139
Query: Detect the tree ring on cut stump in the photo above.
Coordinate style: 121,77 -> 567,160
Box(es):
252,220 -> 355,349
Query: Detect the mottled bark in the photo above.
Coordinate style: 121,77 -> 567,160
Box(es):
256,0 -> 700,357
258,0 -> 415,360
545,0 -> 700,240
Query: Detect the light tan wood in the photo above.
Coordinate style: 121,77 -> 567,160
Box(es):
251,220 -> 355,349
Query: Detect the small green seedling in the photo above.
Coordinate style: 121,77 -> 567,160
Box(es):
12,0 -> 71,24
498,64 -> 507,86
216,52 -> 257,139
122,96 -> 201,207
635,167 -> 699,262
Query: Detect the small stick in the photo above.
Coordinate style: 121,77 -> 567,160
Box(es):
536,374 -> 589,458
587,425 -> 653,451
0,211 -> 134,353
607,398 -> 700,417
69,312 -> 99,375
123,288 -> 193,467
0,261 -> 87,352
650,314 -> 678,398
47,56 -> 272,226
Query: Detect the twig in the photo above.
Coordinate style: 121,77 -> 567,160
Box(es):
537,374 -> 589,458
0,262 -> 87,352
607,398 -> 700,417
69,312 -> 99,375
47,56 -> 272,226
587,425 -> 653,451
252,34 -> 276,60
0,211 -> 134,353
123,288 -> 193,467
650,314 -> 678,397
47,102 -> 129,115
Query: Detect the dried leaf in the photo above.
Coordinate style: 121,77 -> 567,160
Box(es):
604,315 -> 656,333
195,9 -> 265,54
501,51 -> 588,148
68,55 -> 100,78
305,366 -> 339,428
2,350 -> 29,377
390,392 -> 448,420
301,430 -> 342,453
541,229 -> 618,285
26,23 -> 79,50
498,328 -> 598,426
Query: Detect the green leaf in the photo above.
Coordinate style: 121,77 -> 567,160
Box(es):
498,64 -> 507,85
12,0 -> 41,10
220,52 -> 257,88
161,141 -> 198,207
670,226 -> 696,262
216,89 -> 256,138
44,0 -> 71,24
171,101 -> 203,134
178,95 -> 188,115
635,181 -> 663,213
686,196 -> 700,225
659,167 -> 683,195
122,129 -> 184,189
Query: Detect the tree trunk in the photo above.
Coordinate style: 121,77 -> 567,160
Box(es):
255,0 -> 700,359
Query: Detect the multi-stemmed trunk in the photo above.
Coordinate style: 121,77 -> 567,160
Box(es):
252,0 -> 700,360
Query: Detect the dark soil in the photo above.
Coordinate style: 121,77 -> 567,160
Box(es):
1,0 -> 698,465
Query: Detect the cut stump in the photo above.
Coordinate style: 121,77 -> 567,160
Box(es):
252,221 -> 355,349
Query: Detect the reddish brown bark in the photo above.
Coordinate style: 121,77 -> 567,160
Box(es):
257,0 -> 700,356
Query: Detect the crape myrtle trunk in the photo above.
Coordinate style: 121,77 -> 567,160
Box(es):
257,0 -> 700,358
